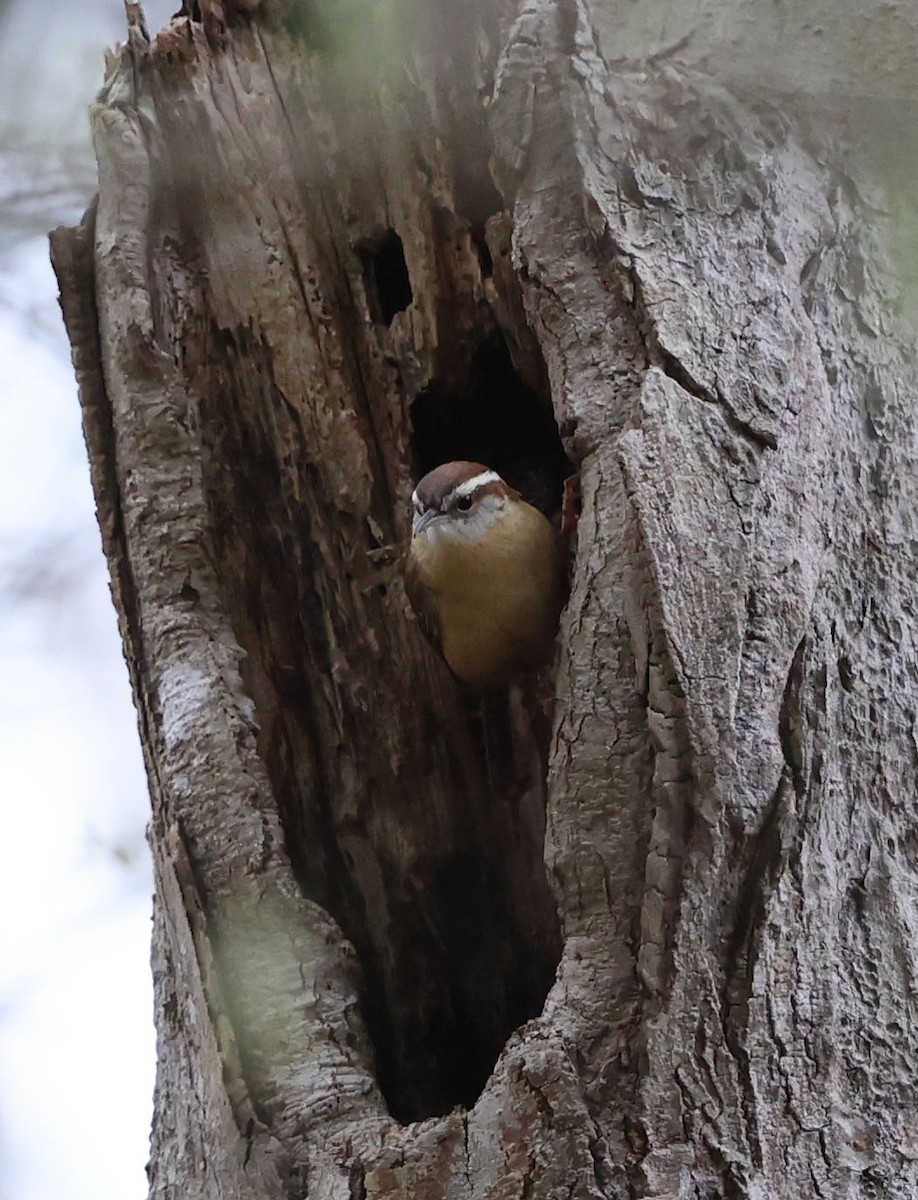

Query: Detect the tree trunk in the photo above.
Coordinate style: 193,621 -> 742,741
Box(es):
51,0 -> 918,1197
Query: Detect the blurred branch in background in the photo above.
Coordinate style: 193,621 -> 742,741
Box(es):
0,0 -> 119,250
0,143 -> 97,255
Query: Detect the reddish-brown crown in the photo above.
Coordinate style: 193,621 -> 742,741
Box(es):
413,462 -> 509,511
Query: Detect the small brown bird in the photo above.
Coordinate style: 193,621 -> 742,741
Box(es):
405,461 -> 565,688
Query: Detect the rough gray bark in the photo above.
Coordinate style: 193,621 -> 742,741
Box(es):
52,0 -> 918,1198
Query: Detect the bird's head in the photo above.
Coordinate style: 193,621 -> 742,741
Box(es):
411,461 -> 514,545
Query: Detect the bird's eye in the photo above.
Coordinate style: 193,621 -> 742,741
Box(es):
456,495 -> 473,512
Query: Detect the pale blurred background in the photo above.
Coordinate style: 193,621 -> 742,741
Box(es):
0,2 -> 174,1197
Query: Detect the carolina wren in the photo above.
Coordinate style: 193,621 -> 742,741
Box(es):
405,461 -> 565,688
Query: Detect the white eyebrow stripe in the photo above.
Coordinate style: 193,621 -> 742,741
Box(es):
450,470 -> 502,500
411,488 -> 421,508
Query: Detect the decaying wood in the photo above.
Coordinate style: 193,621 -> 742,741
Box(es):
52,0 -> 918,1197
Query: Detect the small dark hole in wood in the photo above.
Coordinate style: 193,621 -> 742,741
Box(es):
838,655 -> 855,691
359,229 -> 413,326
469,223 -> 494,279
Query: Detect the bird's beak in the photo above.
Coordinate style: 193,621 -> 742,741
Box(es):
412,508 -> 444,538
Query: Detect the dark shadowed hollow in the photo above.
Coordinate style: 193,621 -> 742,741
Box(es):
189,306 -> 569,1120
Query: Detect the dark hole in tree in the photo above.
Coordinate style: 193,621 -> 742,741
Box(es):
469,223 -> 494,279
357,330 -> 569,1119
411,333 -> 571,517
195,321 -> 567,1127
359,228 -> 413,326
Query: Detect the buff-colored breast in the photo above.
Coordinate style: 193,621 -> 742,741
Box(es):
410,500 -> 563,687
